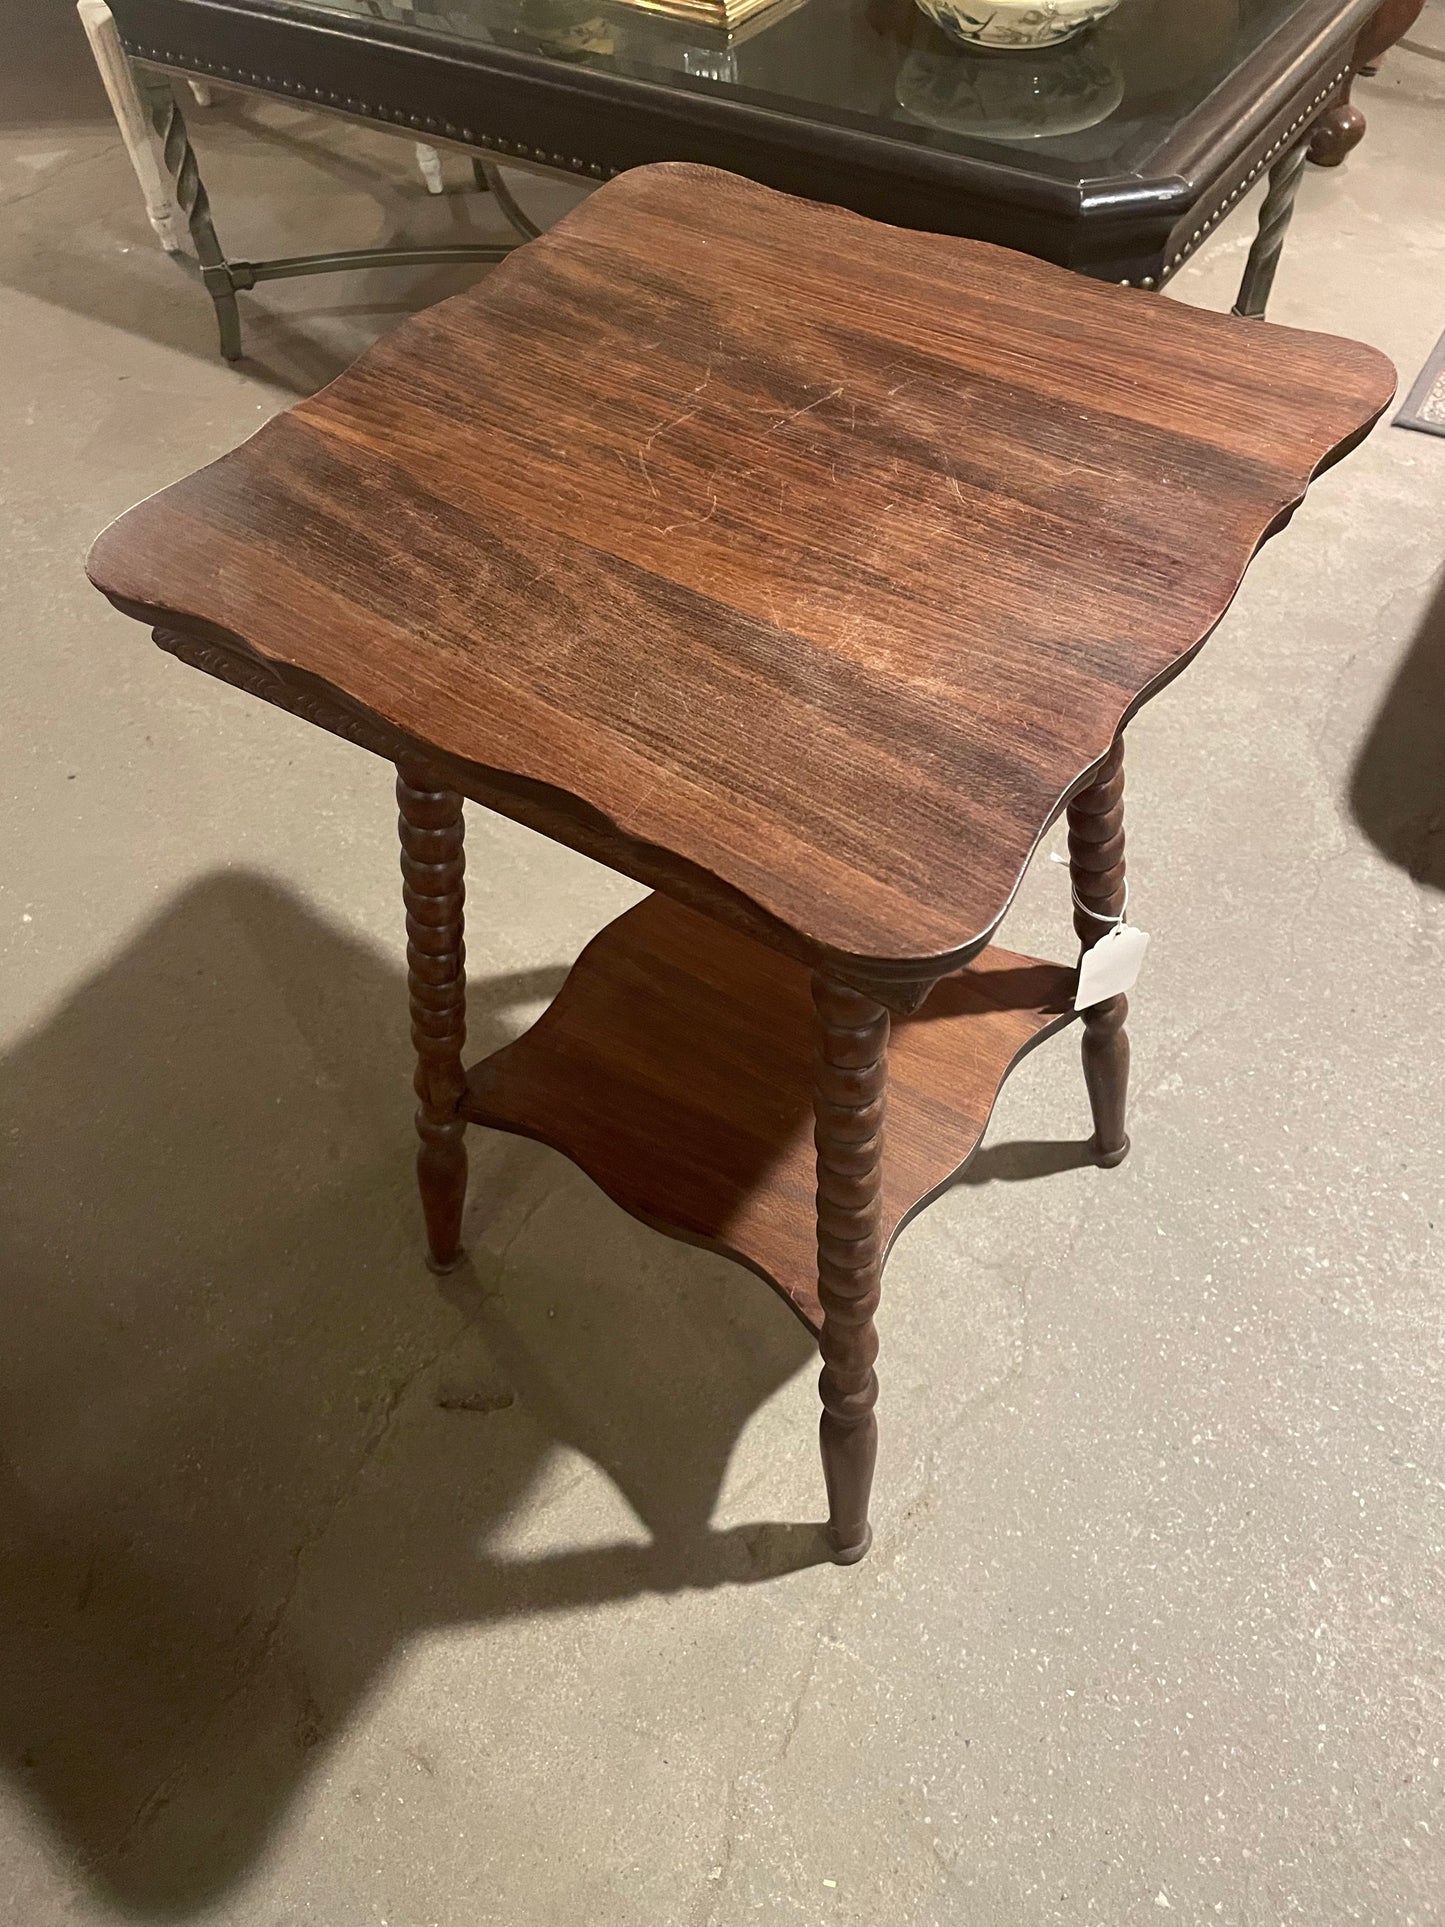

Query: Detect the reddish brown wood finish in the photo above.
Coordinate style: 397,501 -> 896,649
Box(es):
1353,0 -> 1425,69
461,894 -> 1077,1330
812,976 -> 889,1564
1308,0 -> 1425,165
1308,86 -> 1368,165
87,164 -> 1395,1003
1067,738 -> 1130,1168
397,767 -> 468,1269
86,163 -> 1395,1565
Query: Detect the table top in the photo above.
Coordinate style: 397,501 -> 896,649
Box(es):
87,164 -> 1393,991
117,0 -> 1376,277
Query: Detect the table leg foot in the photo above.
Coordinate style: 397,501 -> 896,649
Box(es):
1309,3 -> 1423,165
1068,737 -> 1131,1166
204,273 -> 244,365
398,766 -> 469,1272
424,1249 -> 468,1276
813,973 -> 888,1566
825,1517 -> 874,1566
1308,92 -> 1366,167
1092,1130 -> 1131,1171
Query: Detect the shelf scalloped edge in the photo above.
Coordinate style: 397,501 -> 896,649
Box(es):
462,891 -> 1081,1329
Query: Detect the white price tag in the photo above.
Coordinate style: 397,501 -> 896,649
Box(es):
1075,922 -> 1150,1011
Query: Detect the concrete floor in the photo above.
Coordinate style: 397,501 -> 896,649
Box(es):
3,4 -> 1445,1921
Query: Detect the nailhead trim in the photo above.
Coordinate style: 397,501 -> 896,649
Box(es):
1146,63 -> 1347,287
127,45 -> 1351,238
123,43 -> 615,177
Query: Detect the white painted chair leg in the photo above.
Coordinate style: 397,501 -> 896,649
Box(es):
76,0 -> 186,253
415,142 -> 445,194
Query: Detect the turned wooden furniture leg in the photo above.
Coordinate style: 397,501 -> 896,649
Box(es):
812,974 -> 889,1564
1354,0 -> 1425,72
1308,73 -> 1366,168
1309,0 -> 1425,166
397,766 -> 469,1270
1067,737 -> 1130,1168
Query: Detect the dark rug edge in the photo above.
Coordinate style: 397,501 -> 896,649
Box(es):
1395,327 -> 1445,438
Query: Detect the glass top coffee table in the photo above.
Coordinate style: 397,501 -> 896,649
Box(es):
110,0 -> 1377,356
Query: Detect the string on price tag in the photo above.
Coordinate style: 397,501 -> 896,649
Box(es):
1051,855 -> 1151,1010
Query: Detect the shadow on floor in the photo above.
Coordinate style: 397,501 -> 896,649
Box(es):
0,873 -> 819,1916
1350,567 -> 1445,888
0,0 -> 112,130
956,1136 -> 1096,1185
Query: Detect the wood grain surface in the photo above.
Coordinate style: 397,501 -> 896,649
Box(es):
88,163 -> 1394,984
461,893 -> 1076,1328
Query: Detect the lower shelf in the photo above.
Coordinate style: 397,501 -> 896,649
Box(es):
461,894 -> 1077,1331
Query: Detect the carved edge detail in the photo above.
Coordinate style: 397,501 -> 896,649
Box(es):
149,626 -> 945,1009
153,627 -> 420,765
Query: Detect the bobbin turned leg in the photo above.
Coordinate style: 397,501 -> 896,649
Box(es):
397,766 -> 468,1270
812,974 -> 890,1564
1067,737 -> 1130,1168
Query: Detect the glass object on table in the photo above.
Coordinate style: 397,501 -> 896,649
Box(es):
911,0 -> 1122,51
278,0 -> 1259,175
896,32 -> 1124,139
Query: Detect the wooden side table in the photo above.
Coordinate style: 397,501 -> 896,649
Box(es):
86,165 -> 1394,1564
